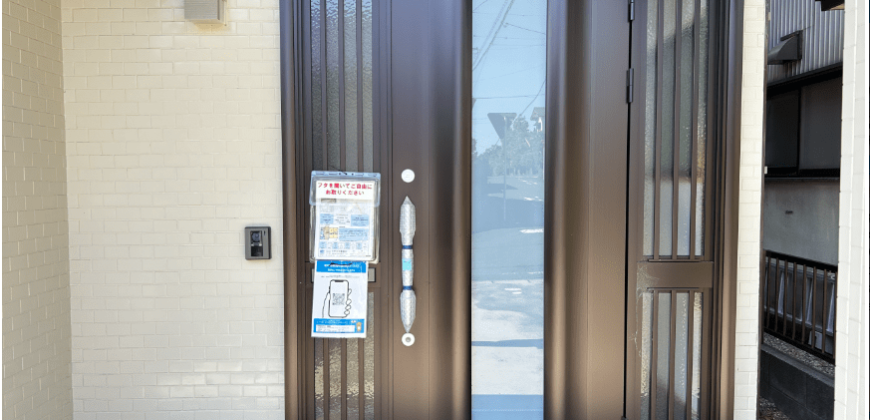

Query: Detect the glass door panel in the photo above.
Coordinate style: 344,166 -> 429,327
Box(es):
471,0 -> 546,418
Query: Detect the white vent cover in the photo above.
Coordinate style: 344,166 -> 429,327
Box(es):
185,0 -> 224,23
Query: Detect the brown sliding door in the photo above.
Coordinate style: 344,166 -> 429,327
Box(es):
282,0 -> 740,417
291,0 -> 471,417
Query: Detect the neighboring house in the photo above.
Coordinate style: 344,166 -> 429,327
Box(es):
1,0 -> 866,419
759,2 -> 844,419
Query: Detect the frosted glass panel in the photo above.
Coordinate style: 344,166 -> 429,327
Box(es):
643,0 -> 658,257
472,0 -> 546,417
312,0 -> 324,170
347,338 -> 360,417
643,0 -> 709,259
329,339 -> 342,418
361,0 -> 373,172
641,290 -> 705,419
674,292 -> 690,420
641,292 -> 654,420
655,293 -> 671,418
677,0 -> 694,257
326,0 -> 340,170
695,0 -> 708,257
691,293 -> 702,419
659,0 -> 676,257
344,0 -> 358,171
364,292 -> 374,419
314,338 -> 325,419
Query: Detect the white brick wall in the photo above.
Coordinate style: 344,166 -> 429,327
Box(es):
59,0 -> 285,418
835,0 -> 869,418
733,1 -> 766,419
2,0 -> 74,417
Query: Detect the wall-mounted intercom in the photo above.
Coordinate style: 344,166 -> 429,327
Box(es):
245,226 -> 271,260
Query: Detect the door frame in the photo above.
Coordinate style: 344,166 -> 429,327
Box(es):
280,0 -> 747,417
542,0 -> 630,418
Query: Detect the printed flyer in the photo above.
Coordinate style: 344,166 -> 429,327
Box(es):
313,179 -> 377,261
311,260 -> 368,338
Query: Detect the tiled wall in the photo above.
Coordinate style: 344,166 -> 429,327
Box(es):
834,0 -> 868,417
733,0 -> 765,418
59,0 -> 285,417
2,0 -> 73,418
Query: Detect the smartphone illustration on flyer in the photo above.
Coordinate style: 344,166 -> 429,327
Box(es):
311,260 -> 367,338
326,279 -> 351,318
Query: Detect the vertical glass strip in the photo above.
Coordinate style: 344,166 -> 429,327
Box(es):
641,292 -> 654,420
674,292 -> 690,420
326,0 -> 341,170
643,0 -> 659,257
329,339 -> 342,418
659,0 -> 676,258
361,0 -> 373,172
347,338 -> 360,418
691,293 -> 703,420
694,0 -> 708,257
656,293 -> 671,418
315,338 -> 325,419
344,0 -> 358,171
677,0 -> 694,257
472,0 -> 546,416
364,292 -> 374,420
312,0 -> 324,170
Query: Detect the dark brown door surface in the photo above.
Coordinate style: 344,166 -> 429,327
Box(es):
292,0 -> 470,418
283,0 -> 736,418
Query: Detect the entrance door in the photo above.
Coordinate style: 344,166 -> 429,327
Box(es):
286,0 -> 723,418
293,0 -> 474,417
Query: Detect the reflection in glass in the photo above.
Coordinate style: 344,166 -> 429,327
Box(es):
472,0 -> 545,417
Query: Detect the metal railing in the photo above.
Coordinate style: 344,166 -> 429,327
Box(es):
762,250 -> 837,362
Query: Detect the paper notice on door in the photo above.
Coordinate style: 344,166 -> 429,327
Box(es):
311,260 -> 368,338
313,180 -> 377,261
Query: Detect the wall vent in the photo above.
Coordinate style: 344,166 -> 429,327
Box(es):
185,0 -> 225,23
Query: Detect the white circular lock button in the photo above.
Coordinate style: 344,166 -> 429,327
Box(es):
401,169 -> 415,183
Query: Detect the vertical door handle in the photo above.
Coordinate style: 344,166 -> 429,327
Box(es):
399,197 -> 416,346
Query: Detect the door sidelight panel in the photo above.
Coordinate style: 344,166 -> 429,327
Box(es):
627,0 -> 721,418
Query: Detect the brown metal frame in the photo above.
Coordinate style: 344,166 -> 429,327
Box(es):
625,0 -> 717,417
544,1 -> 629,418
282,0 -> 746,417
280,0 -> 300,417
710,0 -> 743,416
623,0 -> 744,418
